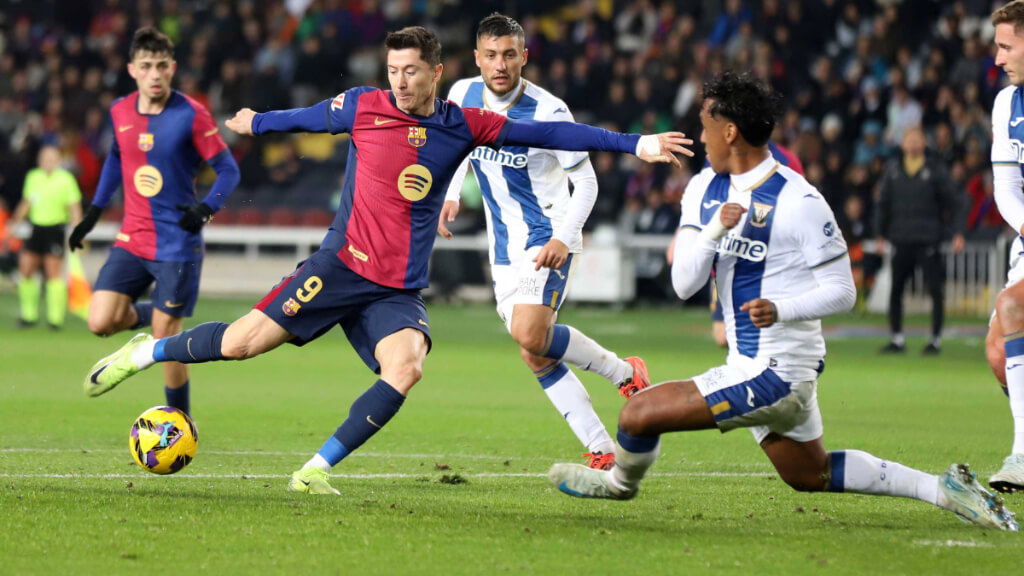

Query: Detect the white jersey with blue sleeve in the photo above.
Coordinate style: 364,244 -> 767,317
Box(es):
445,77 -> 590,265
679,159 -> 850,382
992,84 -> 1024,241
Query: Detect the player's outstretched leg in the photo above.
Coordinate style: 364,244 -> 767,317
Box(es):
533,323 -> 650,398
992,286 -> 1024,492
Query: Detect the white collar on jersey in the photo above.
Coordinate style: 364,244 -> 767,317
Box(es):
482,79 -> 527,112
729,153 -> 779,193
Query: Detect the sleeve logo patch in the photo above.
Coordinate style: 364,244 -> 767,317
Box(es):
823,222 -> 835,237
331,93 -> 345,111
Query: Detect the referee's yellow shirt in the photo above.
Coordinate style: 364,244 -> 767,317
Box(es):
22,167 -> 81,226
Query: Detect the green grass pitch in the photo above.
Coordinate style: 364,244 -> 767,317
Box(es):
1,293 -> 1021,574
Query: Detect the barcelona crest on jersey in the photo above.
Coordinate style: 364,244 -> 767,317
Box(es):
407,127 -> 427,147
282,298 -> 301,316
138,133 -> 155,151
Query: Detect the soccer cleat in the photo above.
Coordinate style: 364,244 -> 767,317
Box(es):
921,343 -> 941,355
289,466 -> 340,495
83,333 -> 152,398
618,356 -> 650,398
939,463 -> 1018,531
989,454 -> 1024,494
548,463 -> 635,500
879,342 -> 905,354
583,451 -> 615,470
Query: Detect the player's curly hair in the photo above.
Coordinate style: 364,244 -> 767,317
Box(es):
477,13 -> 524,41
702,72 -> 781,148
129,27 -> 174,61
385,26 -> 442,67
993,0 -> 1024,32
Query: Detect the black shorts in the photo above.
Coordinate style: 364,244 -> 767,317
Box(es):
25,224 -> 66,257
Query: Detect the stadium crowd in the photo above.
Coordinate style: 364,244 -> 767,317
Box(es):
0,0 -> 1010,264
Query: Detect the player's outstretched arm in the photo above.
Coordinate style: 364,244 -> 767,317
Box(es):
226,102 -> 330,136
502,120 -> 693,167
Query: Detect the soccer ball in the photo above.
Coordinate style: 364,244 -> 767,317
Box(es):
129,406 -> 198,475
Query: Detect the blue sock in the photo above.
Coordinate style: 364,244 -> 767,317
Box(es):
827,450 -> 846,492
541,325 -> 570,360
534,361 -> 569,389
130,301 -> 153,329
153,322 -> 228,364
319,380 -> 406,466
165,380 -> 190,416
616,428 -> 660,453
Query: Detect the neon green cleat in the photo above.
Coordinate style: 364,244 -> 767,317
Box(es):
939,463 -> 1018,531
548,463 -> 635,500
289,466 -> 341,495
83,333 -> 152,398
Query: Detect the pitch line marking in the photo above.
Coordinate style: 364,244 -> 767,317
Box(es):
0,471 -> 775,479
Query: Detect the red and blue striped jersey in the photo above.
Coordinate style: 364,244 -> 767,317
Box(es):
322,87 -> 508,289
109,91 -> 228,262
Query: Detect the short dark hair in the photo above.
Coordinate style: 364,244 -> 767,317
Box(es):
384,26 -> 442,67
477,13 -> 524,42
129,26 -> 174,61
702,72 -> 780,147
993,0 -> 1024,33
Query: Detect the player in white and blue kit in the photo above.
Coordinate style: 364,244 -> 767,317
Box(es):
439,14 -> 650,470
548,72 -> 1017,530
985,1 -> 1024,493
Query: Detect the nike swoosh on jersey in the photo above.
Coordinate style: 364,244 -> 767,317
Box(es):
1012,117 -> 1024,127
366,415 -> 382,428
203,127 -> 219,137
702,200 -> 723,209
118,125 -> 133,133
374,117 -> 396,125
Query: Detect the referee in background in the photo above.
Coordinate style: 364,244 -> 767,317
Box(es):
10,145 -> 82,329
875,126 -> 966,355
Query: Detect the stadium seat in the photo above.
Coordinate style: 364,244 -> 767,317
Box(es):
300,209 -> 333,228
236,207 -> 266,226
268,208 -> 300,226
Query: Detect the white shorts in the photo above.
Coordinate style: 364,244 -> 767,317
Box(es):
692,359 -> 823,444
493,245 -> 578,332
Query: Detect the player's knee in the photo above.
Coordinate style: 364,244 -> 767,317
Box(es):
996,290 -> 1024,327
387,361 -> 423,389
986,335 -> 1008,386
618,397 -> 656,437
511,325 -> 547,356
87,315 -> 116,337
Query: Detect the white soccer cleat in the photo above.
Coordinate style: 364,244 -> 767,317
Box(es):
939,463 -> 1018,531
547,463 -> 635,500
989,454 -> 1024,494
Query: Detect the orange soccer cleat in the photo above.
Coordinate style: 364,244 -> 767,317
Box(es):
618,356 -> 650,398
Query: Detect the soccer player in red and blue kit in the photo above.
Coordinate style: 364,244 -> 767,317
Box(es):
82,26 -> 691,496
69,28 -> 240,416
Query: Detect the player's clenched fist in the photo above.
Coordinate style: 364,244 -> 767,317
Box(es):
225,108 -> 257,135
740,298 -> 778,328
719,203 -> 747,229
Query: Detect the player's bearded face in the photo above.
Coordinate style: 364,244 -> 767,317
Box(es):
700,99 -> 730,173
128,51 -> 176,101
995,22 -> 1024,86
387,48 -> 442,115
475,35 -> 528,96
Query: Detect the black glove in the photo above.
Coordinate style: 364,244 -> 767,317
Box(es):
176,202 -> 215,234
69,204 -> 102,251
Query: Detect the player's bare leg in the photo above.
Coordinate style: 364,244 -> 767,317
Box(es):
511,303 -> 617,465
87,290 -> 137,336
16,249 -> 41,326
152,308 -> 189,413
760,433 -> 1017,530
549,380 -> 715,499
991,282 -> 1024,492
988,312 -> 1009,392
292,328 -> 427,496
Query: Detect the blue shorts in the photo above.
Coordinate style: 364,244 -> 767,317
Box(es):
94,247 -> 202,317
255,249 -> 431,373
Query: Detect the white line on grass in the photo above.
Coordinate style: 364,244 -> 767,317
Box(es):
0,471 -> 775,479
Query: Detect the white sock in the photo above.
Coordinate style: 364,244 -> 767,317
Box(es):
892,333 -> 905,346
132,339 -> 157,370
303,453 -> 331,472
609,441 -> 660,494
540,366 -> 614,454
560,326 -> 631,385
830,450 -> 941,506
1005,349 -> 1024,454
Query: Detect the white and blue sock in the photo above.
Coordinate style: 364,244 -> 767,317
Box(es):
542,324 -> 631,385
535,361 -> 614,454
609,429 -> 660,493
1003,333 -> 1024,454
305,380 -> 406,470
827,450 -> 942,506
